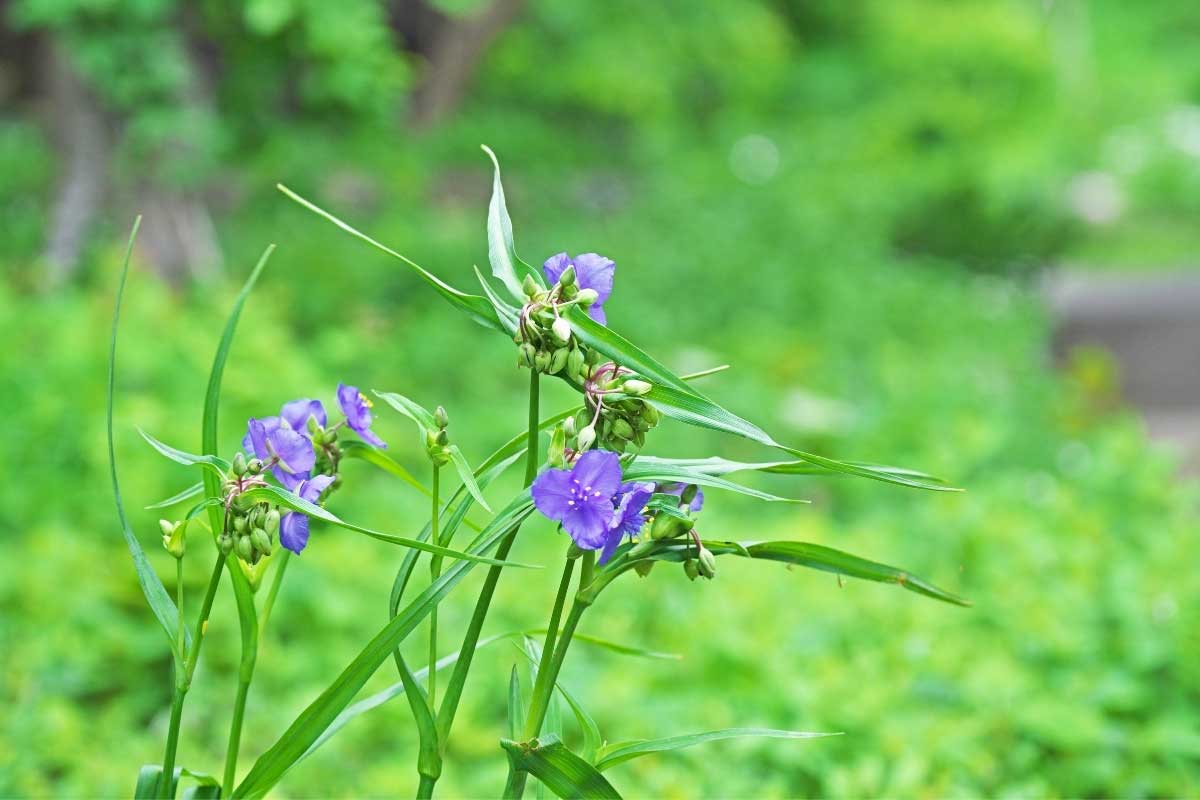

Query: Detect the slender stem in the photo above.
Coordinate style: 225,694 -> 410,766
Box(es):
257,550 -> 291,641
417,774 -> 437,799
529,556 -> 575,714
223,677 -> 251,795
183,552 -> 226,688
158,687 -> 185,798
175,559 -> 185,672
427,465 -> 442,709
433,371 -> 541,763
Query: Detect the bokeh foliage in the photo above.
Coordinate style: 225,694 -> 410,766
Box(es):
2,0 -> 1199,797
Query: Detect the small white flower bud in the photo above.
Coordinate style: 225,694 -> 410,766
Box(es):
576,424 -> 596,452
576,288 -> 599,307
623,379 -> 652,396
552,317 -> 572,344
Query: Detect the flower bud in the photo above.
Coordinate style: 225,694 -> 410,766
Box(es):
576,288 -> 599,307
612,418 -> 634,440
623,379 -> 652,396
683,559 -> 700,581
218,532 -> 234,555
549,347 -> 569,374
246,458 -> 264,474
650,512 -> 691,540
534,350 -> 552,372
235,535 -> 254,561
681,484 -> 699,507
562,416 -> 577,437
160,519 -> 186,559
566,348 -> 585,379
522,274 -> 540,298
306,415 -> 321,435
518,343 -> 536,368
264,508 -> 280,535
232,451 -> 247,477
558,264 -> 576,287
548,426 -> 567,469
233,515 -> 248,534
552,317 -> 572,344
435,429 -> 450,447
697,546 -> 717,579
576,424 -> 596,452
434,405 -> 449,430
642,405 -> 660,426
251,527 -> 272,555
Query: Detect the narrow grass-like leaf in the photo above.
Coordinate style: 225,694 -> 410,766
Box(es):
448,444 -> 492,512
509,666 -> 525,740
635,455 -> 946,483
339,440 -> 429,496
483,144 -> 542,301
277,184 -> 503,331
520,639 -> 602,764
146,482 -> 205,510
234,494 -> 536,799
139,429 -> 231,479
474,264 -> 522,333
240,485 -> 529,568
185,497 -> 222,521
621,461 -> 807,504
501,735 -> 621,800
594,728 -> 837,771
135,765 -> 178,799
108,217 -> 187,660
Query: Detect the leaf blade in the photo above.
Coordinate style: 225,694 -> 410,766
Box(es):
501,735 -> 622,800
594,728 -> 837,771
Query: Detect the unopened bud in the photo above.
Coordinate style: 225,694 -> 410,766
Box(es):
218,532 -> 234,555
232,452 -> 247,476
264,509 -> 280,535
612,418 -> 634,440
566,348 -> 585,379
522,274 -> 540,298
251,527 -> 272,555
681,484 -> 699,506
642,405 -> 660,426
697,547 -> 717,579
683,559 -> 700,581
160,519 -> 186,559
548,426 -> 567,469
558,264 -> 576,287
534,350 -> 552,372
576,288 -> 599,307
623,379 -> 652,396
235,535 -> 254,561
246,458 -> 264,474
306,415 -> 321,435
552,317 -> 572,344
435,429 -> 450,447
562,416 -> 577,437
576,425 -> 596,452
233,515 -> 248,534
549,347 -> 569,374
434,406 -> 449,430
518,343 -> 536,368
650,512 -> 691,540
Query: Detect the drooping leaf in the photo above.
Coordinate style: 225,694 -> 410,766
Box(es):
239,484 -> 524,568
501,735 -> 622,800
146,482 -> 205,510
594,728 -> 838,771
621,461 -> 807,504
107,217 -> 188,661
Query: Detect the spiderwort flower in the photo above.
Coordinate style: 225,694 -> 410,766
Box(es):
600,481 -> 655,564
243,416 -> 316,490
279,474 -> 336,554
337,383 -> 387,448
543,252 -> 615,324
531,450 -> 622,549
281,398 -> 327,433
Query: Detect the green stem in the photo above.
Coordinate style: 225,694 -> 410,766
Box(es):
223,676 -> 252,795
257,550 -> 291,641
530,556 -> 575,710
432,371 -> 541,771
428,465 -> 442,709
416,773 -> 437,799
158,552 -> 225,797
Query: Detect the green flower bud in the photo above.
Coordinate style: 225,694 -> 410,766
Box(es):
233,515 -> 248,534
549,347 -> 569,374
683,559 -> 700,581
577,288 -> 599,307
552,317 -> 572,344
566,348 -> 585,379
650,511 -> 692,540
235,535 -> 254,561
264,508 -> 280,536
218,532 -> 234,555
561,282 -> 579,300
251,527 -> 272,555
612,418 -> 634,440
160,519 -> 186,559
435,429 -> 450,447
632,429 -> 646,449
522,274 -> 541,298
698,546 -> 717,579
562,416 -> 577,437
246,458 -> 264,474
434,405 -> 449,430
576,424 -> 596,452
642,404 -> 660,426
558,264 -> 577,287
534,350 -> 552,372
232,451 -> 247,477
623,379 -> 652,396
633,561 -> 655,578
306,415 -> 321,436
519,343 -> 536,368
548,426 -> 567,469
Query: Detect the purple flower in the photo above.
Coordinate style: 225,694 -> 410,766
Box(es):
279,474 -> 336,554
337,383 -> 386,448
531,450 -> 622,549
281,398 -> 327,433
543,252 -> 615,325
244,416 -> 316,490
658,482 -> 704,513
599,481 -> 655,564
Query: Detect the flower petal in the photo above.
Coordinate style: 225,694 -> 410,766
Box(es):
561,501 -> 614,550
281,398 -> 327,432
269,425 -> 316,475
531,468 -> 577,522
587,305 -> 607,325
572,253 -> 615,304
279,512 -> 310,554
570,450 -> 622,499
542,252 -> 572,284
297,473 -> 336,504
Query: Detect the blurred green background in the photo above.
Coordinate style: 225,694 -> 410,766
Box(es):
3,0 -> 1200,797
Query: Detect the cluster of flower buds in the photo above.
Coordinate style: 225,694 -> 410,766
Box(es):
305,415 -> 344,496
218,452 -> 282,565
643,483 -> 714,580
567,362 -> 659,454
514,268 -> 598,378
160,519 -> 187,559
425,405 -> 452,466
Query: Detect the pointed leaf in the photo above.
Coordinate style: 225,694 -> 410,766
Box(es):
483,145 -> 541,301
501,735 -> 621,799
621,461 -> 807,504
508,666 -> 525,740
594,728 -> 837,771
339,440 -> 429,497
146,482 -> 206,510
448,444 -> 492,512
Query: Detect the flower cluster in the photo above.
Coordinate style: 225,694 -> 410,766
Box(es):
512,253 -> 613,378
570,362 -> 659,454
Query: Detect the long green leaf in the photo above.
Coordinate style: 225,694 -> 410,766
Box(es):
621,461 -> 807,504
501,735 -> 621,800
239,485 -> 526,568
634,455 -> 946,483
508,666 -> 525,740
520,639 -> 602,764
139,429 -> 231,477
594,728 -> 837,771
482,144 -> 539,301
277,184 -> 502,331
107,217 -> 187,660
338,440 -> 428,497
233,493 -> 536,799
146,482 -> 206,510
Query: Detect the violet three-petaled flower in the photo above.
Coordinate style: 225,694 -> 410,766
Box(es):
243,416 -> 316,490
599,481 -> 656,564
543,252 -> 615,325
279,474 -> 336,554
281,398 -> 327,433
337,383 -> 386,448
531,450 -> 623,549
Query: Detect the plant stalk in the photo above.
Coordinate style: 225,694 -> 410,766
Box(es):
428,465 -> 442,709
